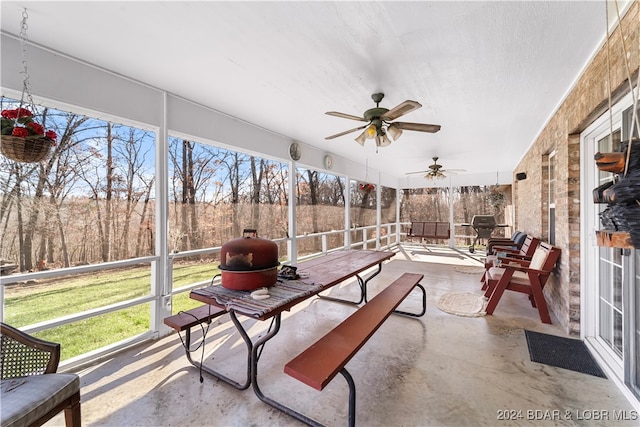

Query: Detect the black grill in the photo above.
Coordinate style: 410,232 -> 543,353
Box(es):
462,215 -> 506,253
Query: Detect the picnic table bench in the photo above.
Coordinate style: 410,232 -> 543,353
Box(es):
163,305 -> 226,333
284,272 -> 425,426
163,305 -> 252,388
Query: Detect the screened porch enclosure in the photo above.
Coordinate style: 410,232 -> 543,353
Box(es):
0,95 -> 511,364
1,0 -> 639,412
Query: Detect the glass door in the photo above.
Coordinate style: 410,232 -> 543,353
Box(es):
582,91 -> 639,403
621,102 -> 640,399
630,249 -> 640,399
596,131 -> 624,361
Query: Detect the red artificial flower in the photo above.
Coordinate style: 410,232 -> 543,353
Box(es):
27,121 -> 45,135
2,106 -> 56,143
11,127 -> 29,137
45,130 -> 57,142
1,108 -> 33,119
15,107 -> 33,118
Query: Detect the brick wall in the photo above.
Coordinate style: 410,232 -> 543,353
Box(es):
513,3 -> 639,335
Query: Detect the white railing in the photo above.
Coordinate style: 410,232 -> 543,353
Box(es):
1,219 -> 477,337
0,223 -> 402,364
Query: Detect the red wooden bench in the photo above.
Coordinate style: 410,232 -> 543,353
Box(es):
284,272 -> 425,427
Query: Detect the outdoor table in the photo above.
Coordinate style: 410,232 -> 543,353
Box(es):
189,249 -> 395,424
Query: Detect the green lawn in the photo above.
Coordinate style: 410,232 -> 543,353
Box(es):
4,262 -> 218,361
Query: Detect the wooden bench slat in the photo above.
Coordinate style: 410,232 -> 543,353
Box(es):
164,305 -> 226,331
410,222 -> 424,237
284,272 -> 423,391
423,223 -> 436,237
435,222 -> 450,239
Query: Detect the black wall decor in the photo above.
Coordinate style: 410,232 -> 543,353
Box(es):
594,138 -> 640,249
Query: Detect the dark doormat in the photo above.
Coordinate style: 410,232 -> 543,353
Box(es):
524,330 -> 607,378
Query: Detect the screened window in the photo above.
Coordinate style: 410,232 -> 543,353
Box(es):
1,96 -> 157,360
294,168 -> 345,255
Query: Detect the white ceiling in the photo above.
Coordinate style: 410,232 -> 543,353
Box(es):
0,1 -> 607,181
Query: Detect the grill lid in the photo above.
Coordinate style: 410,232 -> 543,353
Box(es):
471,215 -> 497,228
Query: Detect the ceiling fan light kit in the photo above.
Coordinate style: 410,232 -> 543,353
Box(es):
325,93 -> 440,148
426,172 -> 446,180
406,157 -> 466,180
377,132 -> 392,147
354,131 -> 367,146
387,123 -> 402,140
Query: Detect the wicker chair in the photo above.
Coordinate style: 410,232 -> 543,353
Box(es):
1,322 -> 81,427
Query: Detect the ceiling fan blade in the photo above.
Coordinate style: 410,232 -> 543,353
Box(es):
380,100 -> 421,121
393,121 -> 441,133
325,111 -> 367,122
405,170 -> 430,175
325,125 -> 367,140
441,169 -> 467,174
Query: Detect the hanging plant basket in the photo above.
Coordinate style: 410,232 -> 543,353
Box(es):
488,188 -> 506,209
0,10 -> 57,164
359,183 -> 375,192
1,135 -> 53,163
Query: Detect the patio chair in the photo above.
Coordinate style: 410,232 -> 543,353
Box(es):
483,242 -> 561,324
1,322 -> 81,427
481,235 -> 540,287
485,231 -> 526,254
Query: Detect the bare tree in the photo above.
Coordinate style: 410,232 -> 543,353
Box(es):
180,140 -> 195,251
216,151 -> 249,238
134,180 -> 155,257
306,170 -> 320,233
169,138 -> 220,250
112,128 -> 154,258
249,156 -> 265,228
41,114 -> 95,267
12,108 -> 92,270
101,123 -> 115,262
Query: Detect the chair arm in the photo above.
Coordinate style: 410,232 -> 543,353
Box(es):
495,258 -> 530,269
499,263 -> 550,276
492,246 -> 520,253
487,238 -> 517,243
497,252 -> 531,260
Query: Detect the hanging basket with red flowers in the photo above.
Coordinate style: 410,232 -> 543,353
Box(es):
0,9 -> 57,163
1,107 -> 57,163
359,183 -> 375,192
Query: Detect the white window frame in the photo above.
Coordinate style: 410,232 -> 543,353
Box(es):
548,149 -> 556,245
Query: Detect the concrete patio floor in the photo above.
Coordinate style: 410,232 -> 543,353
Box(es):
46,244 -> 636,426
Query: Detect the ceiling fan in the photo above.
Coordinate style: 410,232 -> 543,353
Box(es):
406,157 -> 466,180
325,93 -> 441,147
